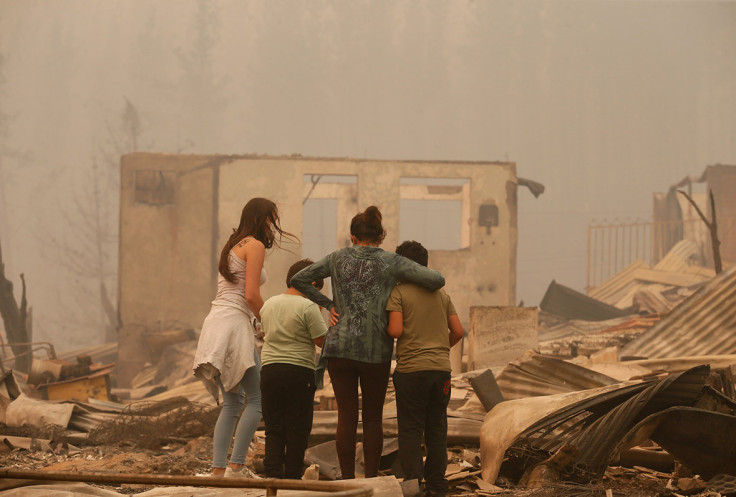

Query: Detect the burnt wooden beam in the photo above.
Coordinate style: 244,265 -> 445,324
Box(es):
677,189 -> 723,274
0,238 -> 31,372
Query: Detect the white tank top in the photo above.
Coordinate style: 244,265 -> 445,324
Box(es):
212,249 -> 266,313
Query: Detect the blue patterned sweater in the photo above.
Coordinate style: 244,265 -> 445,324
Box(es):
290,245 -> 445,364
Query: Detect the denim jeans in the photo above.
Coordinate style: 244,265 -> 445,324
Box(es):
212,348 -> 262,468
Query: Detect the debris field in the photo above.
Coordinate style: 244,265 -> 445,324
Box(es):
1,239 -> 735,496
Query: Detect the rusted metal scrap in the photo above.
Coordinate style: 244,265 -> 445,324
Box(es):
481,365 -> 718,484
479,382 -> 641,484
620,264 -> 736,359
495,350 -> 619,400
513,365 -> 711,477
620,406 -> 736,479
540,280 -> 631,322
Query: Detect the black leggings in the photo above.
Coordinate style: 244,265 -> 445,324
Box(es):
327,358 -> 391,479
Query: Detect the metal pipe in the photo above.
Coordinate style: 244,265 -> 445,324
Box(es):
0,341 -> 57,362
0,469 -> 373,496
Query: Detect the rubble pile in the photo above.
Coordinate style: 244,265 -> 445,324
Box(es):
87,398 -> 220,449
1,242 -> 735,495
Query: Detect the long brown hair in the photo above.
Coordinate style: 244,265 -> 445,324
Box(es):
350,205 -> 386,245
218,198 -> 292,282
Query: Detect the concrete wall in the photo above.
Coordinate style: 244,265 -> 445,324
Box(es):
118,154 -> 518,385
118,154 -> 226,383
468,306 -> 539,371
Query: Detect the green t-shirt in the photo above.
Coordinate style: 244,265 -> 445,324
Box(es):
386,283 -> 457,373
261,294 -> 328,370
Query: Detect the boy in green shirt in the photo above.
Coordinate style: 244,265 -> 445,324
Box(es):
260,259 -> 328,479
386,241 -> 464,497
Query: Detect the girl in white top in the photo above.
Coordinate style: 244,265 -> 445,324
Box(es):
193,197 -> 292,478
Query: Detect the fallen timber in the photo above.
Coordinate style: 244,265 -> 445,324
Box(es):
0,469 -> 373,496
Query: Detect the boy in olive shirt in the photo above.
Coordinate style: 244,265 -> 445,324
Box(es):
260,259 -> 328,479
386,241 -> 464,497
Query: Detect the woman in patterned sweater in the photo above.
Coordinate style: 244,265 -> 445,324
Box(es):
290,206 -> 445,480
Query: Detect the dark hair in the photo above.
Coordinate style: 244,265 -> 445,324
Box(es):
286,259 -> 324,290
396,240 -> 428,267
350,205 -> 386,245
218,198 -> 294,283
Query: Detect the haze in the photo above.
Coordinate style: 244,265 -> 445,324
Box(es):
0,0 -> 734,350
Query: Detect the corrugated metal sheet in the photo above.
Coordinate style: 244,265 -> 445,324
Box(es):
624,354 -> 736,373
631,288 -> 676,314
496,351 -> 618,399
631,267 -> 708,287
588,259 -> 648,306
539,316 -> 633,342
644,407 -> 736,479
653,239 -> 704,272
620,264 -> 736,358
540,280 -> 631,321
614,282 -> 669,310
588,241 -> 714,309
601,315 -> 663,334
571,366 -> 708,474
514,365 -> 710,476
539,316 -> 660,360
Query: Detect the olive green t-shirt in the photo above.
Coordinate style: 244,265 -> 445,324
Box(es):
386,283 -> 457,373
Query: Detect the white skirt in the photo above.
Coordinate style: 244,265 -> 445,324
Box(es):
192,304 -> 257,404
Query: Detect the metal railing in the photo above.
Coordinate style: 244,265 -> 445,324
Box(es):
586,218 -> 709,289
0,340 -> 57,374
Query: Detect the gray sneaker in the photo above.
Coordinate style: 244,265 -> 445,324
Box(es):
224,466 -> 261,479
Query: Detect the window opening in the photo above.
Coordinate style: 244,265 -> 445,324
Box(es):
399,177 -> 470,250
302,174 -> 359,298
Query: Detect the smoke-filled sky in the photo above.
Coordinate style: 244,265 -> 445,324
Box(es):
1,0 -> 735,350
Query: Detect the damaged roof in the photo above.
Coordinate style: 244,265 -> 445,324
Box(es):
540,280 -> 631,322
620,264 -> 736,358
495,351 -> 619,399
588,240 -> 713,310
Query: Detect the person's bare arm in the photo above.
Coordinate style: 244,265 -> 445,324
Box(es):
448,314 -> 464,347
242,239 -> 266,321
387,311 -> 403,338
305,303 -> 328,349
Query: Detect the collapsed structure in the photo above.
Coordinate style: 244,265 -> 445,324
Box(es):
1,163 -> 736,496
116,153 -> 538,384
468,164 -> 736,493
